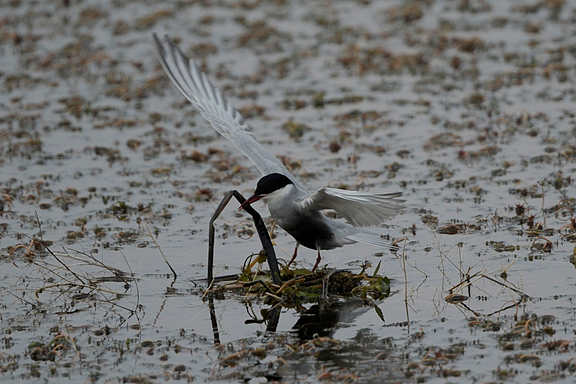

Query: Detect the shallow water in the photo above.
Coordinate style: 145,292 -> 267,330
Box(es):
1,0 -> 576,382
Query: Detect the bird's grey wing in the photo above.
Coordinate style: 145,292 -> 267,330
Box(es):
298,188 -> 404,227
153,34 -> 305,190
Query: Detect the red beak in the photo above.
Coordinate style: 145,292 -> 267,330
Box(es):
238,194 -> 263,211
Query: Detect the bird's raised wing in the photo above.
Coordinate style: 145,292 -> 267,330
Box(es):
153,34 -> 306,191
298,188 -> 404,227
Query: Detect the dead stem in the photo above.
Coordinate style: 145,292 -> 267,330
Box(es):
146,223 -> 177,278
9,222 -> 139,320
34,216 -> 87,285
119,250 -> 141,323
400,239 -> 409,332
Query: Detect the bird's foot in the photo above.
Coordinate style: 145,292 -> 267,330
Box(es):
311,251 -> 322,273
286,244 -> 299,268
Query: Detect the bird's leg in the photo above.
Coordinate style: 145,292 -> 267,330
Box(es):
311,249 -> 322,273
287,242 -> 300,267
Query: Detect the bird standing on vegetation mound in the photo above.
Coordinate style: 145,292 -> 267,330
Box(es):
153,34 -> 404,271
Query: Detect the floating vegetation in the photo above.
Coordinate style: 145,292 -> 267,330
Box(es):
281,120 -> 312,140
210,260 -> 391,306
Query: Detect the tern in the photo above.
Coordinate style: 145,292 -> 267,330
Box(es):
153,34 -> 404,272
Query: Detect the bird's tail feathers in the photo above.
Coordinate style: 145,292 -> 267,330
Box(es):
346,230 -> 398,251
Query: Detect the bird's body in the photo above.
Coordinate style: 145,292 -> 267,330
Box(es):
264,183 -> 348,251
153,34 -> 404,271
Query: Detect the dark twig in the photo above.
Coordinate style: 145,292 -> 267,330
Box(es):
146,224 -> 177,279
208,190 -> 280,286
265,305 -> 282,332
480,274 -> 530,300
119,250 -> 141,323
208,295 -> 221,345
243,280 -> 275,295
35,212 -> 86,285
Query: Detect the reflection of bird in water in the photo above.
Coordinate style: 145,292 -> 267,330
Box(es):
292,298 -> 369,341
153,34 -> 404,271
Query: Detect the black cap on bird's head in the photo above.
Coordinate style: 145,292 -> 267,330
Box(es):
238,173 -> 294,211
254,173 -> 293,195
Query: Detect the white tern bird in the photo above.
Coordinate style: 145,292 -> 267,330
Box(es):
153,34 -> 404,272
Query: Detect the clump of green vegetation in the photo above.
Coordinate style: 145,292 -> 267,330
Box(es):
212,258 -> 391,322
281,120 -> 312,140
28,333 -> 77,362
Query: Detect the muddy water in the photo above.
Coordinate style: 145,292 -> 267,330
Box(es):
1,0 -> 575,382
